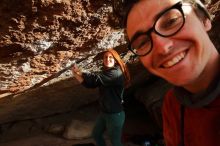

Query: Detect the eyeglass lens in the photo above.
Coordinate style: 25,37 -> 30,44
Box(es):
130,2 -> 184,56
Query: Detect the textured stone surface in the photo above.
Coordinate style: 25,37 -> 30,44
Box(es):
0,0 -> 128,123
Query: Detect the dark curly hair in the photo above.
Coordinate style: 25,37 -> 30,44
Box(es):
122,0 -> 212,27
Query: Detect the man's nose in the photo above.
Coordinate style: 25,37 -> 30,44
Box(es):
151,32 -> 174,55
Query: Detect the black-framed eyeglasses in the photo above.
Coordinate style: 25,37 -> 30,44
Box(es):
128,1 -> 185,56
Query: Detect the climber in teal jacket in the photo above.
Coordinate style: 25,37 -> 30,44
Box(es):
72,48 -> 130,146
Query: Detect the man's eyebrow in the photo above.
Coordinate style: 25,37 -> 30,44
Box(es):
130,30 -> 145,42
130,13 -> 161,41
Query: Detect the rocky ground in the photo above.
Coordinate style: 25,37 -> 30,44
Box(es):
0,99 -> 162,146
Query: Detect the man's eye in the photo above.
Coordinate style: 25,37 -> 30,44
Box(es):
138,39 -> 151,49
132,36 -> 150,49
161,16 -> 181,29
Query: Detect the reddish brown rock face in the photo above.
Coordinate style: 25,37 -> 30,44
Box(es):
0,0 -> 134,124
0,0 -> 127,93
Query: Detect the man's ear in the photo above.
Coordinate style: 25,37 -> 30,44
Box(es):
203,19 -> 212,31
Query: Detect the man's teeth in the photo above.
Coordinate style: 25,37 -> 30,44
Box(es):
163,51 -> 186,68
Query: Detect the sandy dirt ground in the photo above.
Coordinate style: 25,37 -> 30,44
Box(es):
0,134 -> 97,146
0,99 -> 161,146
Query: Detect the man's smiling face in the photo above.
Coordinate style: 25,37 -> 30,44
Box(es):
127,0 -> 213,87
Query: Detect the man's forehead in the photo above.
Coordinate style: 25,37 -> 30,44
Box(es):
141,0 -> 180,6
155,0 -> 181,5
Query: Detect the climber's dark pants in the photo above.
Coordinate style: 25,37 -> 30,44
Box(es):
92,111 -> 125,146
